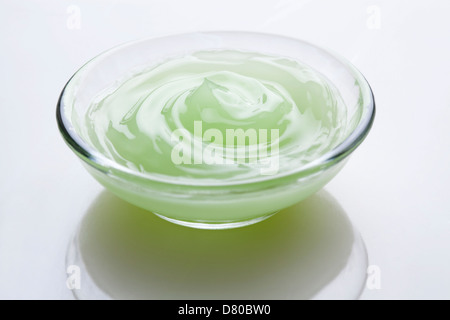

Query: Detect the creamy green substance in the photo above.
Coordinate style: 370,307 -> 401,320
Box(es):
82,50 -> 348,182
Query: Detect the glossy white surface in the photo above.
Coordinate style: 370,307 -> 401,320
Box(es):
0,0 -> 449,300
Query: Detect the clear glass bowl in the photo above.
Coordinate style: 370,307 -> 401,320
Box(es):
57,32 -> 375,229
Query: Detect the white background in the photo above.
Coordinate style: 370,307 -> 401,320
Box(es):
0,0 -> 449,299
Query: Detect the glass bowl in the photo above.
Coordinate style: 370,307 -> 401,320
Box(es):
57,32 -> 375,229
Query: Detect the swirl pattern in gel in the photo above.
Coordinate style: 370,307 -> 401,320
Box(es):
82,50 -> 349,182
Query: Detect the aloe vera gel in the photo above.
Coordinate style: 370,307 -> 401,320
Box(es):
80,50 -> 349,184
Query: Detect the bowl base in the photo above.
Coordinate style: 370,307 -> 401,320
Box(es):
153,212 -> 277,230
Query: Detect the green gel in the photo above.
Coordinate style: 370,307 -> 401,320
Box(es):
81,50 -> 350,183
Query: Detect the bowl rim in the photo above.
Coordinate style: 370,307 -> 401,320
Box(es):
57,31 -> 375,187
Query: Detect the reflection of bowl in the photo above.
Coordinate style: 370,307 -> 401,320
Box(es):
68,191 -> 368,300
57,32 -> 375,229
